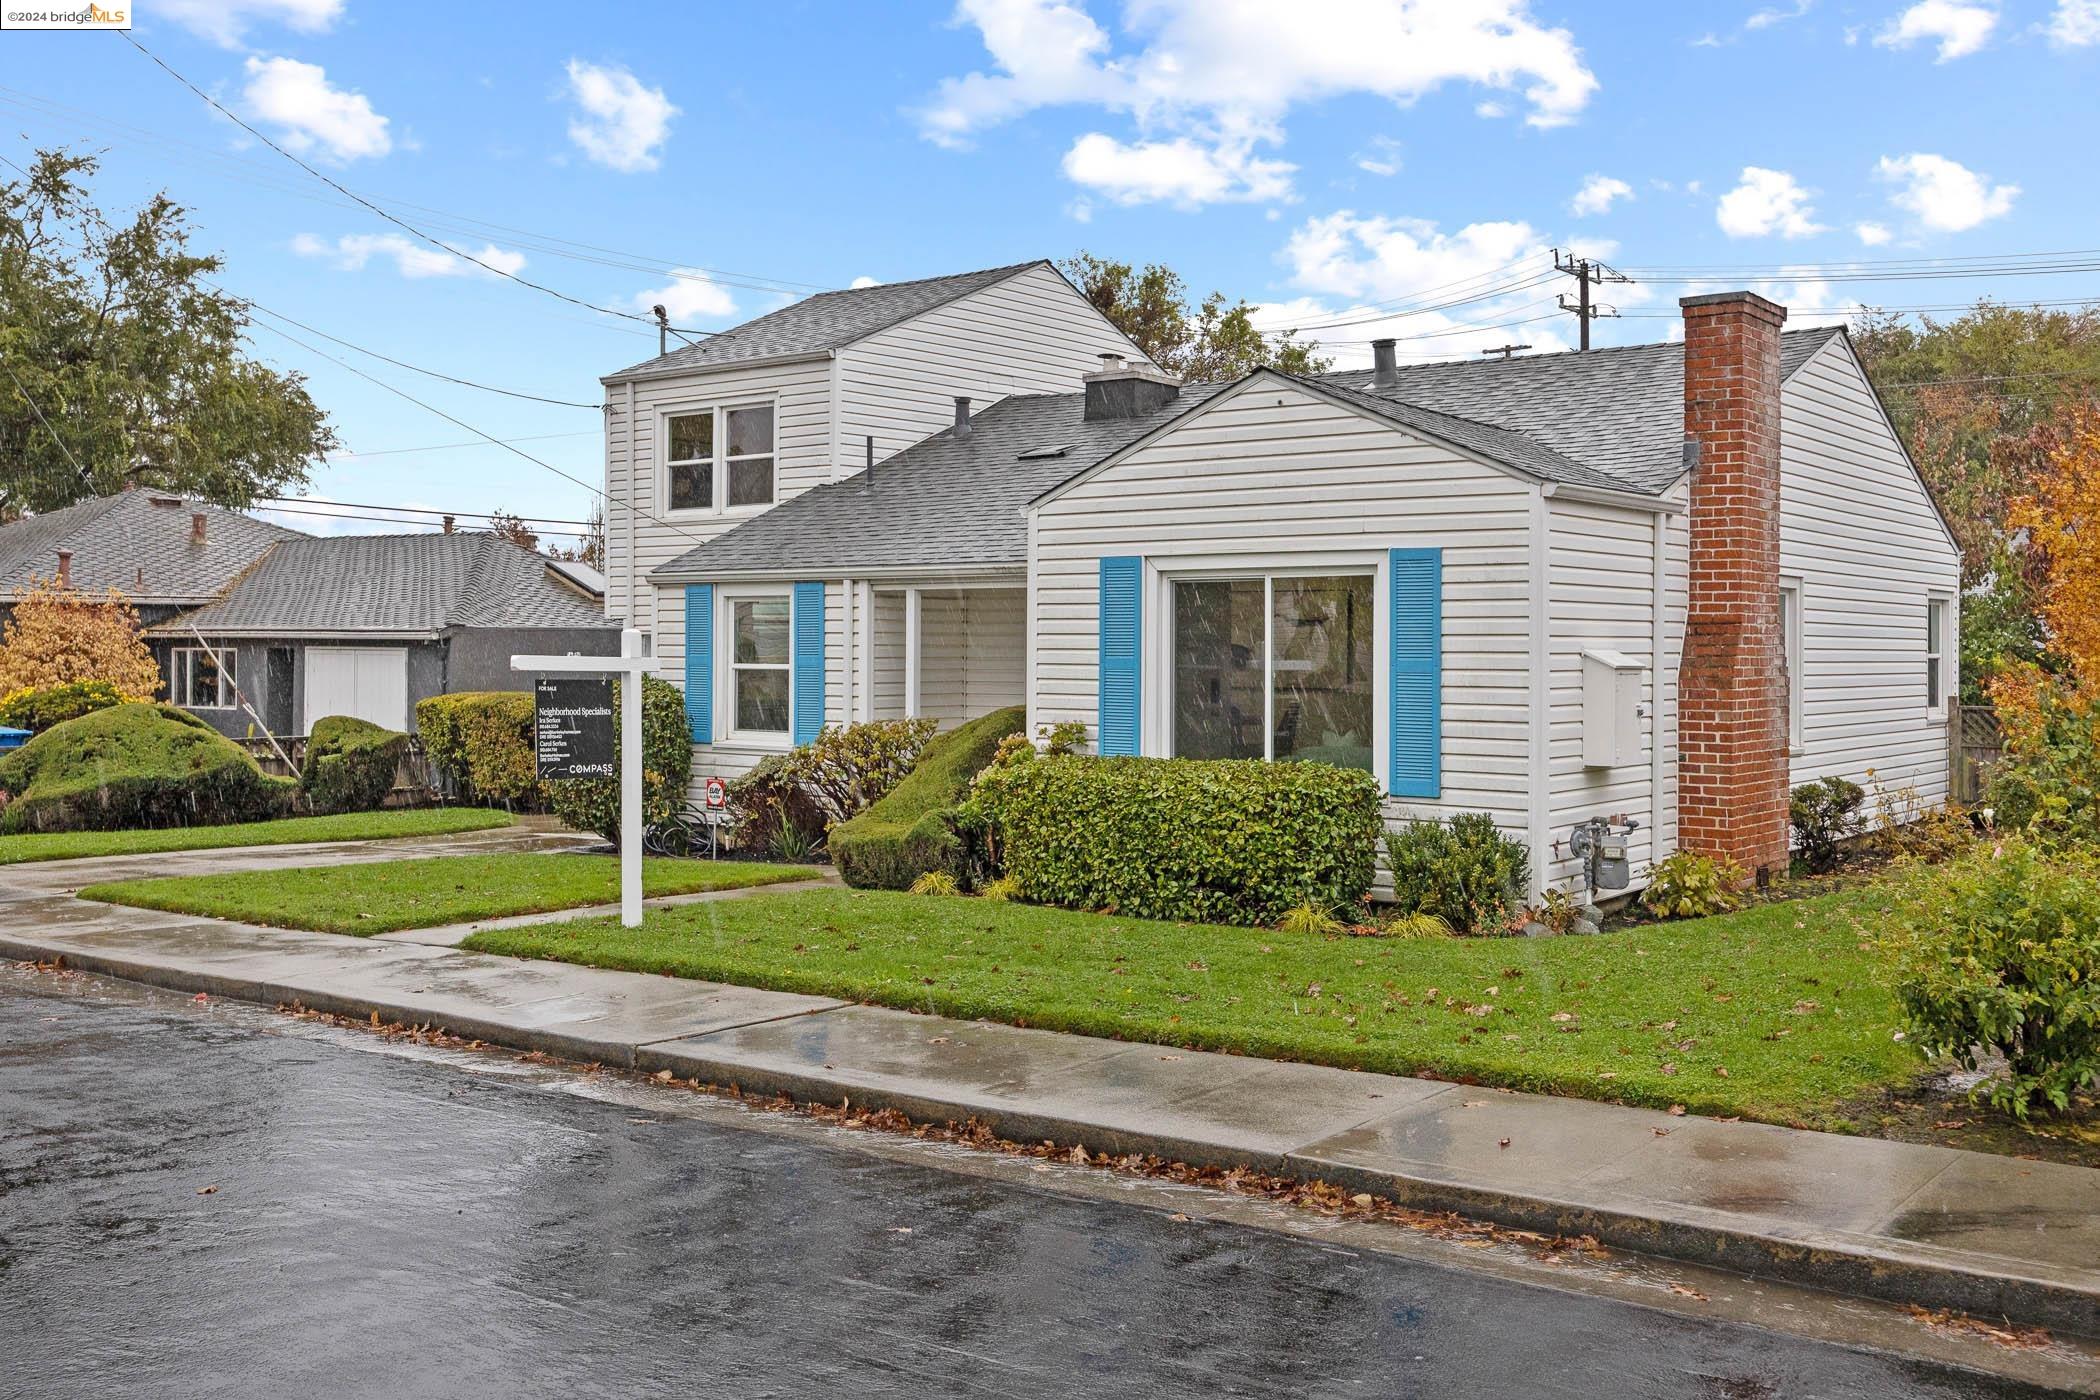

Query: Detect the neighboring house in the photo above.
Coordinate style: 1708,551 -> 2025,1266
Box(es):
147,532 -> 619,738
610,269 -> 1959,897
0,491 -> 302,631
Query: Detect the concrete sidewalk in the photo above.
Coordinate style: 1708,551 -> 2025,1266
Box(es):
3,837 -> 2096,1338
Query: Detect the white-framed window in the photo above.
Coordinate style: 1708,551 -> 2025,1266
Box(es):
1779,577 -> 1803,752
664,402 -> 776,514
1166,570 -> 1375,773
722,589 -> 791,740
171,646 -> 236,710
1926,594 -> 1952,716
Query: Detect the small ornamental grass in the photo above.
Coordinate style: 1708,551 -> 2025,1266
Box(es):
1882,840 -> 2100,1119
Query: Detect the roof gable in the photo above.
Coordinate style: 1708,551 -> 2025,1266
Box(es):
606,260 -> 1052,381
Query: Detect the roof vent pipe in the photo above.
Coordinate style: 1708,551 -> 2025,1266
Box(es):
862,433 -> 875,491
55,549 -> 71,587
1371,338 -> 1398,388
191,511 -> 207,545
953,396 -> 972,439
1098,352 -> 1124,373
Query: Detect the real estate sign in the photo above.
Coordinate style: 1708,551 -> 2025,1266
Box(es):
534,676 -> 615,780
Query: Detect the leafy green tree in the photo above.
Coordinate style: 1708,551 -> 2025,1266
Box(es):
0,149 -> 335,516
1059,252 -> 1331,382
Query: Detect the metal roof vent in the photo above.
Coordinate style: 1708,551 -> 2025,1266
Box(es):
1017,443 -> 1072,460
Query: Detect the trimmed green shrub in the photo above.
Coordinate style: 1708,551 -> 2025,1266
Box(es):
547,676 -> 693,849
1884,842 -> 2100,1118
1383,812 -> 1529,935
1789,776 -> 1865,874
0,702 -> 295,833
415,691 -> 540,807
969,754 -> 1383,927
1638,850 -> 1747,919
301,715 -> 407,815
0,679 -> 124,732
831,706 -> 1024,890
724,752 -> 828,857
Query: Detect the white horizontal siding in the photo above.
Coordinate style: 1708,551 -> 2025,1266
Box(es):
837,262 -> 1143,471
602,357 -> 835,631
1780,336 -> 1961,808
1545,496 -> 1662,890
1029,380 -> 1537,851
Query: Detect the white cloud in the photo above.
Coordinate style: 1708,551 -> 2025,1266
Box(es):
160,0 -> 340,48
293,232 -> 528,279
1061,131 -> 1294,207
1745,271 -> 1862,329
630,269 -> 737,322
1855,220 -> 1894,245
848,275 -> 881,289
1875,152 -> 2017,231
2048,0 -> 2100,44
1746,0 -> 1814,28
1715,166 -> 1826,238
242,56 -> 391,163
1355,136 -> 1403,177
918,0 -> 1598,205
563,60 -> 678,173
1875,0 -> 1998,60
1474,99 -> 1509,117
1569,173 -> 1632,216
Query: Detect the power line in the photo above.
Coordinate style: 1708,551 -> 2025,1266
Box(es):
240,315 -> 713,550
115,34 -> 720,337
321,430 -> 601,460
0,353 -> 93,490
262,504 -> 600,532
262,496 -> 599,526
1553,249 -> 1633,351
232,296 -> 600,410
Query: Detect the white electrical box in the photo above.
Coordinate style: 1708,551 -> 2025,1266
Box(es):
1582,649 -> 1646,768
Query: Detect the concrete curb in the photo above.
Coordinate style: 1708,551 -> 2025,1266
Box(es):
8,922 -> 2097,1340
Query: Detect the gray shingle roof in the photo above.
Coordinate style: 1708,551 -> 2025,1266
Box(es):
158,532 -> 616,636
651,325 -> 1850,579
607,261 -> 1047,380
0,492 -> 304,602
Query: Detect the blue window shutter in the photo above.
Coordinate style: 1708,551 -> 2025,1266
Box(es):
791,581 -> 826,745
1389,548 -> 1442,798
684,584 -> 713,744
1097,556 -> 1142,756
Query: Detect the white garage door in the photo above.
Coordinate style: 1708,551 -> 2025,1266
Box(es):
303,648 -> 409,732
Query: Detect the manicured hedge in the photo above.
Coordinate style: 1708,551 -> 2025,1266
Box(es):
0,702 -> 296,833
415,691 -> 540,807
547,676 -> 693,848
0,679 -> 125,732
970,753 -> 1383,926
832,705 -> 1023,890
302,715 -> 407,814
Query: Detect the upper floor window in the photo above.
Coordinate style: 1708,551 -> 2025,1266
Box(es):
172,646 -> 236,710
665,403 -> 775,513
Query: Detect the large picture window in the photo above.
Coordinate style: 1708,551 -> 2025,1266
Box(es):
665,403 -> 775,513
1171,573 -> 1374,772
171,646 -> 236,710
729,595 -> 791,735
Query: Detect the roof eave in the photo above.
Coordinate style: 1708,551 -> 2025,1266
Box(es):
649,561 -> 1026,585
601,348 -> 834,388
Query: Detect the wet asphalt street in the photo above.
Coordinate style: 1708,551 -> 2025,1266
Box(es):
0,976 -> 2073,1400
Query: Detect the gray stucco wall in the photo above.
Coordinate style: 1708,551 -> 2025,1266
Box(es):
445,626 -> 621,693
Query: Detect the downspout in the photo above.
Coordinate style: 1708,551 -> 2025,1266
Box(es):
841,577 -> 854,726
1527,487 -> 1552,902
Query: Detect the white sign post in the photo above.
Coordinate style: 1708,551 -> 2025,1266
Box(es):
513,628 -> 652,928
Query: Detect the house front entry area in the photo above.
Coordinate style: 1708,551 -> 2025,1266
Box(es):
863,583 -> 1024,730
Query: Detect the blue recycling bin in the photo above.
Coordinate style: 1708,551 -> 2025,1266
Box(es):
0,727 -> 29,752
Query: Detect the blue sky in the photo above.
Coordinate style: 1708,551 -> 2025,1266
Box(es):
5,0 -> 2095,550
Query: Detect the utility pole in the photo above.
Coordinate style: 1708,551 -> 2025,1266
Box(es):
1480,343 -> 1532,360
652,303 -> 669,357
1552,249 -> 1633,351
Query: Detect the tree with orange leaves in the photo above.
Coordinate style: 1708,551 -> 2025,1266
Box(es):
2009,402 -> 2100,692
0,576 -> 162,699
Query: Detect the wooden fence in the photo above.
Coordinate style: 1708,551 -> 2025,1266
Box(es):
1948,701 -> 2005,806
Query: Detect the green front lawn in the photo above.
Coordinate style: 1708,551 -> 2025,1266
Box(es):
0,807 -> 515,865
82,853 -> 807,934
463,886 -> 1917,1126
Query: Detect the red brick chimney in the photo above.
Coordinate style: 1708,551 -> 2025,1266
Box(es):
55,548 -> 71,587
191,511 -> 208,545
1678,290 -> 1790,882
